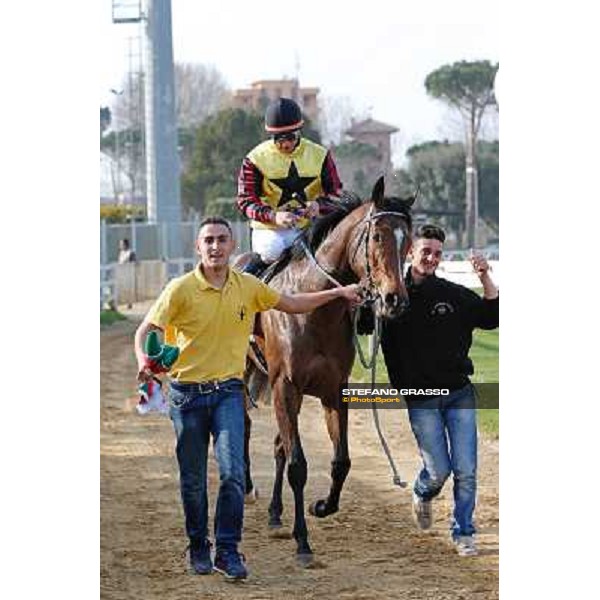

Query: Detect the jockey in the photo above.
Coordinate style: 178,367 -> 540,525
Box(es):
236,97 -> 343,276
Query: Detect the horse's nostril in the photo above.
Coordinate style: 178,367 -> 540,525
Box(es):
384,293 -> 398,307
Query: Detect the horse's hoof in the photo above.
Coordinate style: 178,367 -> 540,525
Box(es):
268,525 -> 292,539
244,486 -> 259,504
309,499 -> 331,518
296,552 -> 315,568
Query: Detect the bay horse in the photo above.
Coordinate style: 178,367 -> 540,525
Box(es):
237,177 -> 415,566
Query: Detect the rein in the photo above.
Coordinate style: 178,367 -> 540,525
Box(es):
297,237 -> 345,289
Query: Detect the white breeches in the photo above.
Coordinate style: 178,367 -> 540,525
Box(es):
251,228 -> 303,263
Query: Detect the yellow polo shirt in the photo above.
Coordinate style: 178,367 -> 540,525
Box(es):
145,266 -> 281,382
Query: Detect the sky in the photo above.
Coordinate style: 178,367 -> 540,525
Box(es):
99,0 -> 499,166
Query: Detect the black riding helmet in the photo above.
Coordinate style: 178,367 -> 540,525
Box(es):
264,98 -> 304,133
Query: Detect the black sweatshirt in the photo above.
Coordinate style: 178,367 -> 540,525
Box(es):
381,268 -> 499,391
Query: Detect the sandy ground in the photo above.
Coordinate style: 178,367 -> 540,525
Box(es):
101,309 -> 498,599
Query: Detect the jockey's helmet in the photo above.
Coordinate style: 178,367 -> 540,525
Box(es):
264,98 -> 304,134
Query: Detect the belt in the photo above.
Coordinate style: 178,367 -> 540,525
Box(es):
170,377 -> 242,395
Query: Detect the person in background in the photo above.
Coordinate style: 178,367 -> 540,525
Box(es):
118,238 -> 136,264
117,238 -> 137,308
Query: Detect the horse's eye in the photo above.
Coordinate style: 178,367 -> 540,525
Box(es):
373,233 -> 382,243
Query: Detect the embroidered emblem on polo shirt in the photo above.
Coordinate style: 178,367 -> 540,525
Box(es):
239,305 -> 247,321
430,301 -> 455,316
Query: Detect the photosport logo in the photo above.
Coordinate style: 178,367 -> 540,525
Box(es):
339,384 -> 499,409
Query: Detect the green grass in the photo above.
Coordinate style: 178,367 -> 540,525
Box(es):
350,328 -> 499,438
470,329 -> 499,438
100,309 -> 127,326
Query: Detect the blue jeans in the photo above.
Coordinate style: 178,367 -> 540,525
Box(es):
407,384 -> 478,538
169,379 -> 246,552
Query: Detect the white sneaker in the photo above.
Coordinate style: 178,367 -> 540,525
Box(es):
412,492 -> 433,530
454,535 -> 478,557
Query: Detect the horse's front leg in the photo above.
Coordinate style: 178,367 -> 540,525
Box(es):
309,402 -> 351,518
288,436 -> 312,565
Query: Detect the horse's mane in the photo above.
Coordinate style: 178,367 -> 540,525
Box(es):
305,191 -> 364,253
262,190 -> 413,282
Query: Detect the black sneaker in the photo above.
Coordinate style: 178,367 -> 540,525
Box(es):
188,539 -> 213,575
213,550 -> 248,581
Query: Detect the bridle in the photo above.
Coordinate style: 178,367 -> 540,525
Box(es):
298,205 -> 411,299
349,206 -> 411,306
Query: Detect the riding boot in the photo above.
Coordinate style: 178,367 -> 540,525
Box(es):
243,255 -> 268,278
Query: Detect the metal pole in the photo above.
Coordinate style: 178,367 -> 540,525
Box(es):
131,219 -> 137,254
162,221 -> 168,260
465,112 -> 480,248
101,219 -> 108,265
143,0 -> 182,230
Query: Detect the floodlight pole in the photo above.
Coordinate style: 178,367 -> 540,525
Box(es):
142,0 -> 181,229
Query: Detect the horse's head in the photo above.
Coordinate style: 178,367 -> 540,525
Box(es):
348,176 -> 416,319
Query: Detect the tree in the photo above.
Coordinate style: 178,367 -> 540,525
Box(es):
100,128 -> 146,201
111,62 -> 231,131
317,95 -> 368,146
106,73 -> 146,201
181,108 -> 264,215
107,62 -> 231,206
425,60 -> 498,246
175,62 -> 231,127
100,106 -> 111,137
477,140 -> 499,226
299,115 -> 322,146
392,140 -> 498,244
333,141 -> 381,198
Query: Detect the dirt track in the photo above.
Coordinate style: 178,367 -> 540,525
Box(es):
101,315 -> 498,600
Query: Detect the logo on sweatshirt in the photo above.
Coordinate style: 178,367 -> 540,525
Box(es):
430,302 -> 455,316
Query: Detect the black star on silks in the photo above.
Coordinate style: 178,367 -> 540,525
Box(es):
270,162 -> 317,208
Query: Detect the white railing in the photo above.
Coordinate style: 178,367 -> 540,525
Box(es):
100,219 -> 251,266
436,260 -> 500,288
100,258 -> 196,308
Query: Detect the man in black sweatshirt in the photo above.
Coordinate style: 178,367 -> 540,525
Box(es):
381,224 -> 499,557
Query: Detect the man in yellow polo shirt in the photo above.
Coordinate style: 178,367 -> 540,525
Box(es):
134,217 -> 359,581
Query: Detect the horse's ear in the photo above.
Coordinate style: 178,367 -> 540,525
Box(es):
371,176 -> 385,209
403,184 -> 420,207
